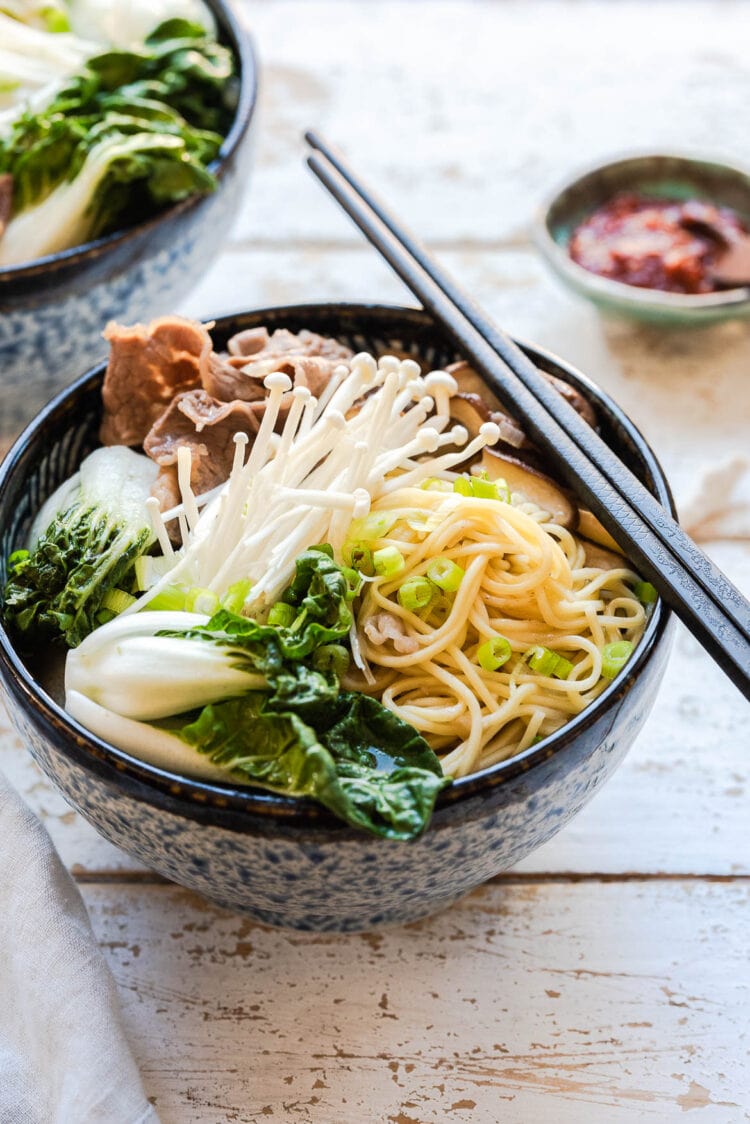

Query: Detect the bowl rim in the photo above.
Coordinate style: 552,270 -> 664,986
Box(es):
533,149 -> 750,312
0,301 -> 674,831
0,0 -> 258,281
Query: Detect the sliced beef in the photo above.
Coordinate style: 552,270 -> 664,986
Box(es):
226,326 -> 353,363
201,351 -> 268,403
207,327 -> 353,402
100,316 -> 213,446
144,389 -> 268,499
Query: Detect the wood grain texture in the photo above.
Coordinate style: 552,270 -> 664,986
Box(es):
89,880 -> 750,1124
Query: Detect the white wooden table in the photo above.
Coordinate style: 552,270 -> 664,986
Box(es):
2,2 -> 750,1120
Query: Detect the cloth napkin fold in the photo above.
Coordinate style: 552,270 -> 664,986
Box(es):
0,771 -> 159,1124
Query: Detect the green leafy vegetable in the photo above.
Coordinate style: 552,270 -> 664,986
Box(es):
0,19 -> 236,263
3,447 -> 156,648
159,547 -> 450,838
173,548 -> 356,663
178,690 -> 449,841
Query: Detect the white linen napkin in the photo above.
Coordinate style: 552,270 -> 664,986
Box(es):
0,771 -> 159,1124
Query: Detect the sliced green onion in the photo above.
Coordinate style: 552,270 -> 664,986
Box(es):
551,654 -> 573,679
470,471 -> 510,502
134,554 -> 175,591
526,645 -> 573,680
7,549 -> 29,571
185,587 -> 220,616
633,580 -> 658,605
342,566 -> 363,599
42,6 -> 71,32
312,643 -> 350,678
477,635 -> 512,671
427,556 -> 464,593
601,640 -> 634,680
373,545 -> 405,578
100,588 -> 136,616
268,601 -> 296,628
146,585 -> 188,612
310,543 -> 334,558
398,575 -> 433,612
420,477 -> 452,492
344,542 -> 374,576
348,511 -> 399,541
454,472 -> 510,502
221,579 -> 252,614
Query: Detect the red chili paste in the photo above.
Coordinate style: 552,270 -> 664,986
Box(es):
568,193 -> 747,294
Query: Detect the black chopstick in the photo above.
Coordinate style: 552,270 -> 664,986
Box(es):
307,132 -> 749,636
304,133 -> 750,702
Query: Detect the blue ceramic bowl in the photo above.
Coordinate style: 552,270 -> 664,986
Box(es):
0,304 -> 675,931
534,152 -> 750,325
0,0 -> 258,444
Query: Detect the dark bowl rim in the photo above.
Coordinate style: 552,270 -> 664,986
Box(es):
0,0 -> 258,281
534,149 -> 750,311
0,301 -> 674,830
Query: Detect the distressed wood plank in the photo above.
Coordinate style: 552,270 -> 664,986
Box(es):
231,0 -> 750,244
88,879 -> 750,1123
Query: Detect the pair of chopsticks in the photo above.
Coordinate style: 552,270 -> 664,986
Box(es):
304,131 -> 750,702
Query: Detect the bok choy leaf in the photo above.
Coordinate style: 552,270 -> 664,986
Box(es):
3,447 -> 157,648
0,18 -> 236,263
179,691 -> 449,841
62,546 -> 450,839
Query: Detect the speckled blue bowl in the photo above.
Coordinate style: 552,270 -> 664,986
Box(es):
0,0 -> 258,445
0,304 -> 675,931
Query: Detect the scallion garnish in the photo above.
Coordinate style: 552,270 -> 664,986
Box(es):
342,566 -> 363,599
268,601 -> 296,628
148,585 -> 188,612
477,636 -> 512,671
344,543 -> 375,576
471,471 -> 510,502
633,580 -> 658,605
312,643 -> 351,678
100,588 -> 137,616
348,511 -> 399,541
373,546 -> 405,578
453,472 -> 510,502
221,579 -> 253,614
526,645 -> 573,679
427,556 -> 464,593
185,587 -> 220,616
420,477 -> 452,492
601,640 -> 634,679
398,575 -> 434,612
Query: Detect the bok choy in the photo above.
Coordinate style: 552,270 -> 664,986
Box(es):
64,548 -> 451,839
3,446 -> 157,647
0,18 -> 236,264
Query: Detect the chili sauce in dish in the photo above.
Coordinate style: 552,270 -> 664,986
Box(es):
568,193 -> 747,294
